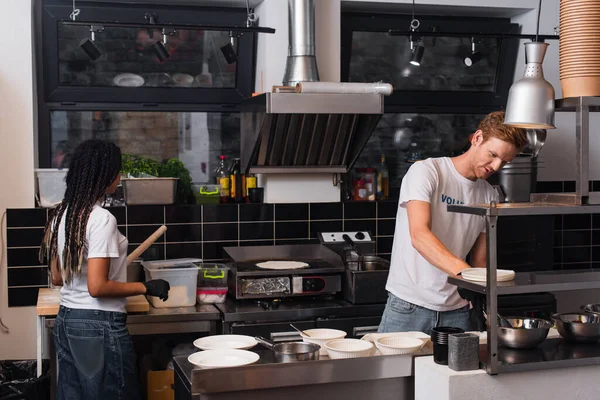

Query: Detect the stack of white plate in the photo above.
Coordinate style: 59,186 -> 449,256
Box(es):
461,268 -> 515,282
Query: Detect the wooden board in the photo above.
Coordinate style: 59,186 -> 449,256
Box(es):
36,288 -> 149,316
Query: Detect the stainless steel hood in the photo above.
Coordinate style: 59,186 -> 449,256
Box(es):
241,92 -> 384,174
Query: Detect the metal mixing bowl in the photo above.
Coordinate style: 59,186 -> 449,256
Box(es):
497,317 -> 552,349
552,313 -> 600,343
581,304 -> 600,314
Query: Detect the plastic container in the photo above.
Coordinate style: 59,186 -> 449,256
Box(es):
195,263 -> 229,287
192,184 -> 220,204
35,169 -> 68,208
121,177 -> 178,205
197,287 -> 228,304
142,258 -> 201,308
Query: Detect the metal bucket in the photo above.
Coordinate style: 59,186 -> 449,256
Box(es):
494,157 -> 538,203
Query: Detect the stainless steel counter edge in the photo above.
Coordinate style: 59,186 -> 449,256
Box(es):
175,353 -> 418,394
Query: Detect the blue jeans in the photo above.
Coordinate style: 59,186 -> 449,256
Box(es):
378,292 -> 471,334
53,306 -> 141,400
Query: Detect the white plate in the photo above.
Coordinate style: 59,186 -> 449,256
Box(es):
193,335 -> 257,351
187,349 -> 259,369
461,268 -> 515,282
256,261 -> 309,270
113,73 -> 145,87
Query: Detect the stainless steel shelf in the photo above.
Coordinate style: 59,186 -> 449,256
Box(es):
480,338 -> 600,374
449,270 -> 600,295
556,96 -> 600,112
447,201 -> 600,216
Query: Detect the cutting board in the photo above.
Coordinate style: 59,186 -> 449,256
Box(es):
36,288 -> 150,316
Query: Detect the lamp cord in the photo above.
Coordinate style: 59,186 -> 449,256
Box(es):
70,0 -> 80,21
535,0 -> 542,42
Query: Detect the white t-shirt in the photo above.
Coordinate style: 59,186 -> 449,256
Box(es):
386,157 -> 498,312
58,204 -> 128,313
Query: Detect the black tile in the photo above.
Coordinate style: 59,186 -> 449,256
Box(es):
535,181 -> 563,193
377,219 -> 396,236
117,226 -> 126,236
344,202 -> 376,219
590,181 -> 595,192
593,247 -> 600,262
554,215 -> 563,230
166,224 -> 202,242
203,223 -> 238,242
563,230 -> 591,247
238,240 -> 275,248
8,267 -> 48,287
562,247 -> 590,263
563,214 -> 591,230
553,231 -> 562,247
7,248 -> 42,267
553,247 -> 562,264
240,222 -> 274,240
165,205 -> 202,223
592,262 -> 600,269
553,263 -> 562,271
240,204 -> 273,222
8,287 -> 39,307
344,219 -> 376,235
275,238 -> 320,246
275,204 -> 308,221
378,201 -> 398,218
275,222 -> 309,240
7,208 -> 47,228
203,204 -> 238,223
165,243 -> 203,260
105,207 -> 126,225
203,241 -> 238,260
128,225 -> 165,244
127,244 -> 164,261
562,262 -> 592,271
563,181 -> 576,193
377,236 -> 394,254
310,220 -> 343,238
593,181 -> 600,192
7,228 -> 45,248
593,231 -> 600,246
127,205 -> 164,224
593,215 -> 600,230
310,203 -> 342,220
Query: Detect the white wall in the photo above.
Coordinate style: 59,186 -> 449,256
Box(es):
0,0 -> 37,360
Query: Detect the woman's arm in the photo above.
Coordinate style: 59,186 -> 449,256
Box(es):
87,257 -> 146,298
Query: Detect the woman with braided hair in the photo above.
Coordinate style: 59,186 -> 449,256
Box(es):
40,139 -> 170,400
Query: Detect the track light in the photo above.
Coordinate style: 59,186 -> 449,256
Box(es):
153,29 -> 170,62
464,37 -> 484,67
410,43 -> 424,66
79,25 -> 103,60
220,31 -> 238,64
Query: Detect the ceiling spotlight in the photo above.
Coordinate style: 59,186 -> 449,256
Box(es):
410,43 -> 424,66
220,31 -> 238,64
79,25 -> 103,60
153,29 -> 170,62
464,37 -> 484,67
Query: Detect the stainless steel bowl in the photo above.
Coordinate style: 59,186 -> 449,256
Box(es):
552,313 -> 600,343
581,303 -> 600,314
497,317 -> 552,349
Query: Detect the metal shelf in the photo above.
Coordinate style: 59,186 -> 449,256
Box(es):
480,338 -> 600,374
447,201 -> 600,216
556,96 -> 600,112
449,270 -> 600,295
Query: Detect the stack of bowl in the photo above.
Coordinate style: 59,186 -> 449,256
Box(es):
430,327 -> 464,365
559,0 -> 600,97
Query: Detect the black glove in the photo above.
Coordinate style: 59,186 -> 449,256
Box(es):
458,287 -> 487,332
143,279 -> 170,302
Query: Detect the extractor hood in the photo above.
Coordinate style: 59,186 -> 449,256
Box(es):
241,0 -> 385,174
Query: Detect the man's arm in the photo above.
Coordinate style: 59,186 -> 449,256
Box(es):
469,233 -> 487,269
406,200 -> 470,276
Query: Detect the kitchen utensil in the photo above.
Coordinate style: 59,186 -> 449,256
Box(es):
324,339 -> 373,359
374,336 -> 424,355
127,225 -> 167,266
193,335 -> 257,351
113,73 -> 145,87
581,303 -> 600,314
552,312 -> 600,343
448,333 -> 479,371
430,327 -> 465,365
255,336 -> 320,363
482,310 -> 514,328
290,323 -> 311,337
187,349 -> 259,369
461,268 -> 515,282
342,234 -> 362,270
299,328 -> 347,356
497,317 -> 552,349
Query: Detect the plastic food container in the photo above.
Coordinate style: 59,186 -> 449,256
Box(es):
35,169 -> 68,208
197,287 -> 228,304
121,177 -> 178,205
195,263 -> 229,288
142,258 -> 201,308
192,184 -> 220,204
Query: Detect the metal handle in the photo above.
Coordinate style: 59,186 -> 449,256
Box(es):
270,331 -> 301,342
352,326 -> 379,338
255,336 -> 275,349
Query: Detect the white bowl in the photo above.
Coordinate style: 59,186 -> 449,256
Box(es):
187,349 -> 259,369
193,335 -> 257,351
300,329 -> 347,355
375,336 -> 425,355
325,339 -> 374,359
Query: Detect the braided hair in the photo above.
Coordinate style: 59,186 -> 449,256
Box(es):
40,140 -> 122,284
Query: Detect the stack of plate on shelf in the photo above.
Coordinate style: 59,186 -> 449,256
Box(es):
461,268 -> 515,283
559,0 -> 600,97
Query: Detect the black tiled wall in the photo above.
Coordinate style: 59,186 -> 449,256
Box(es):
5,201 -> 398,307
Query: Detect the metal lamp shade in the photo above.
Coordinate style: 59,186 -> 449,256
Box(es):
504,42 -> 556,130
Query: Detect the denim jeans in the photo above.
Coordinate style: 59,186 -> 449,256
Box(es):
377,292 -> 471,334
53,306 -> 141,400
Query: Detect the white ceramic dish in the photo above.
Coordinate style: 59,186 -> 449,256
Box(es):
172,73 -> 194,87
325,339 -> 373,359
187,349 -> 259,369
374,336 -> 425,355
193,335 -> 257,351
300,329 -> 347,356
113,73 -> 145,87
461,268 -> 515,282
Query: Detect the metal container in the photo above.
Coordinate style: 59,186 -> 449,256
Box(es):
552,313 -> 600,343
359,255 -> 390,271
121,177 -> 178,205
255,336 -> 320,363
493,156 -> 538,203
581,303 -> 600,315
497,317 -> 552,349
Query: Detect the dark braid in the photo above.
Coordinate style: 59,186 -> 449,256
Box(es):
40,140 -> 122,284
